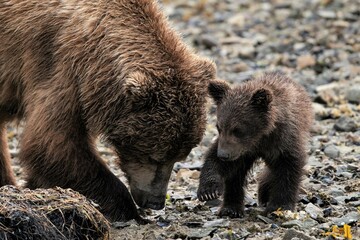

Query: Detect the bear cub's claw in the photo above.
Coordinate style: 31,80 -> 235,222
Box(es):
197,182 -> 223,202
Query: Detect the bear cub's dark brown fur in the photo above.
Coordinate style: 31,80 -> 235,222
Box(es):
198,72 -> 313,218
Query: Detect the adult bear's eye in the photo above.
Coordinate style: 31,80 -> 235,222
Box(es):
232,128 -> 242,138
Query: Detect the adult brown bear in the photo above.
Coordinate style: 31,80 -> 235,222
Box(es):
0,0 -> 216,222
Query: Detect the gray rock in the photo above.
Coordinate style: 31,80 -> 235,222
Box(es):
327,188 -> 345,197
305,203 -> 323,219
331,211 -> 360,226
238,45 -> 256,59
186,228 -> 215,239
323,144 -> 340,158
334,116 -> 358,132
257,215 -> 274,224
282,229 -> 317,240
282,218 -> 318,229
312,103 -> 329,120
317,10 -> 337,19
282,220 -> 303,229
347,164 -> 359,172
302,218 -> 318,229
197,34 -> 219,49
346,85 -> 360,103
203,219 -> 230,228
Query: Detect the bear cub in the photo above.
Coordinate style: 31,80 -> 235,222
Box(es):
198,72 -> 313,218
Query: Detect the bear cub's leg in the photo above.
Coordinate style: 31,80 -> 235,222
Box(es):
218,156 -> 255,218
258,152 -> 305,213
198,140 -> 256,218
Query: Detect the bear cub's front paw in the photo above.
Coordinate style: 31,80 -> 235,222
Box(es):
197,181 -> 223,202
218,204 -> 244,218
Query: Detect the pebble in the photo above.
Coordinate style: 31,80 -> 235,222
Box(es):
281,220 -> 303,229
331,211 -> 360,226
282,229 -> 317,240
232,62 -> 249,73
203,219 -> 230,228
334,116 -> 358,132
312,103 -> 329,120
304,203 -> 323,220
346,85 -> 360,103
297,54 -> 316,69
281,218 -> 318,229
257,215 -> 274,224
186,228 -> 216,239
327,188 -> 345,197
323,144 -> 340,158
317,10 -> 337,19
196,34 -> 219,49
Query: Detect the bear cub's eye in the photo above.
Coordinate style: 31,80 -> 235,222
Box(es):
232,128 -> 243,138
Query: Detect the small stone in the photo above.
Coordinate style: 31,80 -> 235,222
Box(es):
197,34 -> 219,49
323,208 -> 332,218
282,229 -> 317,240
232,62 -> 249,73
186,228 -> 215,239
331,211 -> 360,226
227,13 -> 246,28
346,85 -> 360,103
312,103 -> 329,120
302,218 -> 319,229
317,10 -> 337,19
305,203 -> 323,219
334,116 -> 358,132
323,144 -> 340,158
281,220 -> 303,228
347,164 -> 359,172
257,215 -> 275,224
297,54 -> 316,69
238,45 -> 256,59
203,219 -> 230,228
327,189 -> 345,197
271,223 -> 279,229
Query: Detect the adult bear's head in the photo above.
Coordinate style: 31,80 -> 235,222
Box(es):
82,57 -> 216,210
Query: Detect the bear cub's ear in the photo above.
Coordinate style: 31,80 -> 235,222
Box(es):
251,88 -> 273,109
208,79 -> 230,105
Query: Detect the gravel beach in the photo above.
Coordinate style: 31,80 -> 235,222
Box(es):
5,0 -> 359,239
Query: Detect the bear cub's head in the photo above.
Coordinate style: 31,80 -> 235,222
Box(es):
209,79 -> 274,161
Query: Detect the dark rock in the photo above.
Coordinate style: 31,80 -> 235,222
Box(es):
334,117 -> 358,132
195,34 -> 219,49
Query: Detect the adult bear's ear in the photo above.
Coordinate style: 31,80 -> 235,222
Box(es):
196,59 -> 217,80
208,79 -> 230,105
251,88 -> 273,110
124,71 -> 151,98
